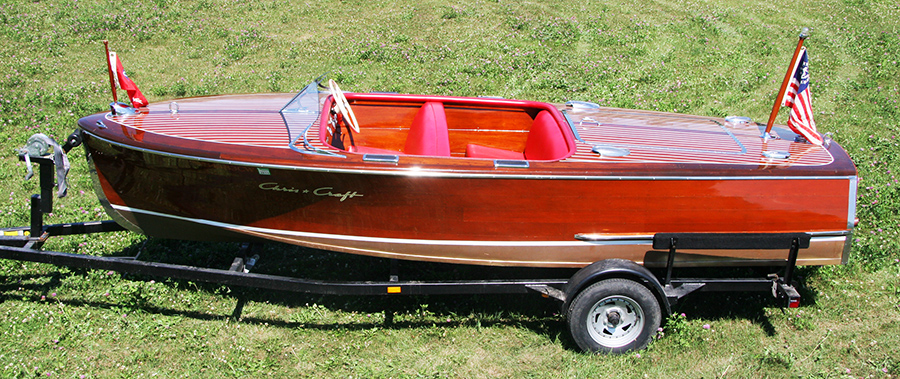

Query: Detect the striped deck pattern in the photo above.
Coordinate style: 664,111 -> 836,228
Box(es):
107,94 -> 833,166
109,94 -> 294,148
564,109 -> 833,166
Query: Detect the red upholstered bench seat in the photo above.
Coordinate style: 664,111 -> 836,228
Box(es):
343,101 -> 451,157
465,144 -> 525,159
328,96 -> 571,161
464,110 -> 569,161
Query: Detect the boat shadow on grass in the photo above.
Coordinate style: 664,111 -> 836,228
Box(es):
0,268 -> 576,350
0,238 -> 822,349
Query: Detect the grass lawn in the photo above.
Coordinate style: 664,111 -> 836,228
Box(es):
1,0 -> 899,377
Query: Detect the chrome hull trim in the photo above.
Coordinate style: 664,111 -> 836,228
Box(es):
841,230 -> 853,265
848,176 -> 858,229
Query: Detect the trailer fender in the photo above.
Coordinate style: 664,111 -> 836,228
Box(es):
562,258 -> 670,316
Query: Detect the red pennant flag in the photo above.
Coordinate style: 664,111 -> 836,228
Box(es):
108,51 -> 149,108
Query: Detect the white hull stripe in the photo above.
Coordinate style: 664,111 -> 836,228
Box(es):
112,205 -> 627,247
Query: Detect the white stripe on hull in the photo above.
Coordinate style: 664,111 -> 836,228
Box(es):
109,204 -> 848,268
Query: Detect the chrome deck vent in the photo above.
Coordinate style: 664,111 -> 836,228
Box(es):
592,145 -> 630,157
724,116 -> 753,127
762,150 -> 791,160
566,101 -> 601,110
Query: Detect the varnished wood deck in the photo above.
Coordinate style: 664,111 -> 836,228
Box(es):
108,93 -> 834,167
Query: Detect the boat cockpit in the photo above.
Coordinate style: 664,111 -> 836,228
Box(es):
282,80 -> 577,161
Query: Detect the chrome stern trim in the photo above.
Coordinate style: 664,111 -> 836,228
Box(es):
848,176 -> 858,229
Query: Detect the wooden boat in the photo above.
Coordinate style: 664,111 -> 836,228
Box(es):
76,79 -> 857,269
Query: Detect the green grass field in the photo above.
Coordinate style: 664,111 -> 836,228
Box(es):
1,0 -> 899,377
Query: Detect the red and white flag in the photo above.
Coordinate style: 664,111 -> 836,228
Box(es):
108,51 -> 149,108
781,48 -> 823,145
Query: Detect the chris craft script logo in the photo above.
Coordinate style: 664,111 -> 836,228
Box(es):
258,183 -> 363,202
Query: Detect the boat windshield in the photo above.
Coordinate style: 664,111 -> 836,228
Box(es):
280,81 -> 323,154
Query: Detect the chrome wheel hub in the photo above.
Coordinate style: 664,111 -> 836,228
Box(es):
586,295 -> 644,348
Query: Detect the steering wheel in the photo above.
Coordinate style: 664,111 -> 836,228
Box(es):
328,79 -> 360,134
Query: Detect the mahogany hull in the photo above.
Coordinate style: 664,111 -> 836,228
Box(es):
81,124 -> 855,268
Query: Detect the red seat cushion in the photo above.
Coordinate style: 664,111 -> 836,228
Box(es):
524,110 -> 569,161
465,144 -> 525,159
405,102 -> 451,156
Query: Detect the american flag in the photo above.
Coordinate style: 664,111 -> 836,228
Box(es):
781,48 -> 823,145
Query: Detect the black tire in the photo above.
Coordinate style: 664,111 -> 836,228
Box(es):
567,278 -> 662,354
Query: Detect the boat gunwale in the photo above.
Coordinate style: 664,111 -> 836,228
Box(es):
80,128 -> 858,181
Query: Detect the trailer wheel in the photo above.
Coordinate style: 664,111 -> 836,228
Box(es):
567,278 -> 661,353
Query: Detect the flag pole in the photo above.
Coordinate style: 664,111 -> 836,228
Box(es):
102,40 -> 118,104
763,27 -> 810,138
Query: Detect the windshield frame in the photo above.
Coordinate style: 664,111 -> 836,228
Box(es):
280,81 -> 344,157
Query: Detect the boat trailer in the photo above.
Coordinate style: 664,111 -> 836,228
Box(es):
1,143 -> 808,353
